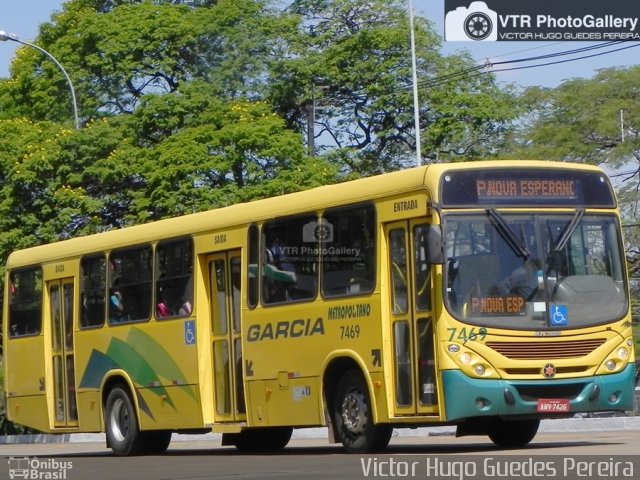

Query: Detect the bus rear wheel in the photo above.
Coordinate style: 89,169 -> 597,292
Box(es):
105,385 -> 146,456
488,418 -> 540,448
333,370 -> 392,453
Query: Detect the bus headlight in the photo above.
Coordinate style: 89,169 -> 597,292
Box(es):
596,339 -> 633,376
446,344 -> 498,378
474,364 -> 486,376
459,352 -> 472,365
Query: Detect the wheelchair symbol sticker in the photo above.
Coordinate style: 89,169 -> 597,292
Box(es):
550,305 -> 568,326
185,320 -> 196,345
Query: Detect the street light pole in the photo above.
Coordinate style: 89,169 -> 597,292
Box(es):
408,0 -> 422,166
0,30 -> 80,130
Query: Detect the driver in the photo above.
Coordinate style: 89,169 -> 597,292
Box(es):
497,258 -> 541,298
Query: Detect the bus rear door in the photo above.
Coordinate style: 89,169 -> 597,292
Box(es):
386,221 -> 438,417
47,278 -> 79,428
208,250 -> 246,423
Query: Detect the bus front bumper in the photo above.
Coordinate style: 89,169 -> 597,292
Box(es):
442,364 -> 635,421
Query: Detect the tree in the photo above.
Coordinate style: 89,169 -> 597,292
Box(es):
0,0 -> 298,121
117,83 -> 339,223
271,0 -> 518,173
1,0 -> 517,176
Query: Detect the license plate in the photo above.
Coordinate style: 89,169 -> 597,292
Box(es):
537,398 -> 570,413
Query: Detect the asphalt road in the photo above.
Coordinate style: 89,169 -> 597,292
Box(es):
2,429 -> 640,480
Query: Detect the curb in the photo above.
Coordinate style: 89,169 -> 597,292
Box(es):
2,417 -> 639,445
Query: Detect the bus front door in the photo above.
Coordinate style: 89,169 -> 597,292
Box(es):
386,221 -> 438,417
208,251 -> 246,423
47,278 -> 79,428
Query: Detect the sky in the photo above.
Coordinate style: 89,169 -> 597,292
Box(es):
0,0 -> 638,87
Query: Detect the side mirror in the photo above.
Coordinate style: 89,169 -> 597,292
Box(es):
428,225 -> 444,265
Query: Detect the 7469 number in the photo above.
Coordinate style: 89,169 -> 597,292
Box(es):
447,327 -> 488,343
340,325 -> 360,339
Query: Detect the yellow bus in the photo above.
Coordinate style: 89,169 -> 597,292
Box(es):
2,160 -> 635,455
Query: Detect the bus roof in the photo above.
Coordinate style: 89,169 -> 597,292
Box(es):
5,160 -> 606,269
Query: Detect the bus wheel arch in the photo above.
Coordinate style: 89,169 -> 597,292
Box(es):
323,360 -> 392,453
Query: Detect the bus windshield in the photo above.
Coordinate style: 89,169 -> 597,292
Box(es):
444,212 -> 627,330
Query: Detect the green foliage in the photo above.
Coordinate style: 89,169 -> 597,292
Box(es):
277,0 -> 517,171
1,0 -> 295,122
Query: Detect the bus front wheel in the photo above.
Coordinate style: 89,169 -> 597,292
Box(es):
488,418 -> 540,448
105,386 -> 146,456
333,370 -> 392,453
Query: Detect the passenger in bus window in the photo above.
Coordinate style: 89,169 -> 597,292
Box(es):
109,286 -> 124,322
156,292 -> 172,317
179,298 -> 192,316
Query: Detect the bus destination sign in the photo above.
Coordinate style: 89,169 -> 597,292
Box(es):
441,168 -> 616,208
476,179 -> 577,201
469,295 -> 526,316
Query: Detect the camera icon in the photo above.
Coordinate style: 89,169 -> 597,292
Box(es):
302,218 -> 334,243
445,1 -> 498,42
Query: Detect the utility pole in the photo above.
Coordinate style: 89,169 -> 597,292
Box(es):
307,83 -> 316,156
409,0 -> 421,166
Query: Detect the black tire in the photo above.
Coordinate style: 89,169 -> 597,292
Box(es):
105,386 -> 146,456
488,418 -> 539,448
142,430 -> 172,454
230,427 -> 293,452
333,370 -> 392,453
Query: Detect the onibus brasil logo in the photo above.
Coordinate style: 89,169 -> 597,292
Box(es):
8,457 -> 73,480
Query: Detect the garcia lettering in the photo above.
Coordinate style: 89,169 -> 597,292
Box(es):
247,317 -> 325,342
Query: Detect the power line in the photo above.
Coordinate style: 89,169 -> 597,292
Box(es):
416,41 -> 638,90
475,41 -> 567,61
417,42 -> 621,88
488,43 -> 640,77
488,41 -> 626,66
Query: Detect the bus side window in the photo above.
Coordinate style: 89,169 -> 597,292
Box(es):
80,255 -> 107,328
109,246 -> 152,324
8,267 -> 43,337
262,215 -> 318,305
322,204 -> 376,297
155,238 -> 194,319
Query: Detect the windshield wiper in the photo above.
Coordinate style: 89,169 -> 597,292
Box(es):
554,209 -> 584,252
486,209 -> 530,259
